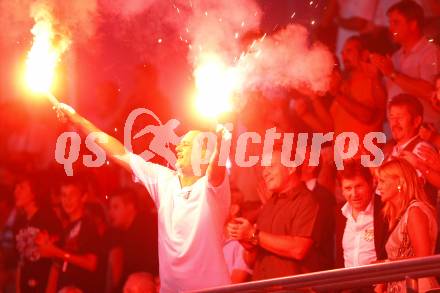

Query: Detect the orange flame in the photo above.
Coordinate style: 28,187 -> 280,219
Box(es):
194,53 -> 239,119
24,5 -> 70,96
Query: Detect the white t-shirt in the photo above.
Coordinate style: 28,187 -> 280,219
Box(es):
342,200 -> 377,268
127,153 -> 231,293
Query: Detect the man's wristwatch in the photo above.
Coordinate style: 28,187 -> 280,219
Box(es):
249,227 -> 260,246
63,253 -> 71,261
62,253 -> 71,272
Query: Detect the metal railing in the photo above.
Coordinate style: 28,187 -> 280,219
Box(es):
190,255 -> 440,292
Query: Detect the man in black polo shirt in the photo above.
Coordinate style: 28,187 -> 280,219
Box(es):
227,148 -> 320,279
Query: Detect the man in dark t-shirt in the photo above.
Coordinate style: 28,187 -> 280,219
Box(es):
57,215 -> 101,292
36,177 -> 102,293
14,177 -> 62,293
108,188 -> 158,293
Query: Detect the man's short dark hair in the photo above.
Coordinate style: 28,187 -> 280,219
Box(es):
387,0 -> 425,30
15,173 -> 46,206
59,175 -> 88,195
345,35 -> 367,51
337,160 -> 373,185
388,94 -> 424,119
109,188 -> 139,209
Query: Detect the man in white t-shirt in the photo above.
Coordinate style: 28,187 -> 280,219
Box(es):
370,0 -> 440,129
56,105 -> 231,292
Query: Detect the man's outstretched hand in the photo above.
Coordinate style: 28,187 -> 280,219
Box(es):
215,123 -> 232,144
53,102 -> 76,123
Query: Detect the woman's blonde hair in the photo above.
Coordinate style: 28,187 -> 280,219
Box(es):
378,158 -> 433,225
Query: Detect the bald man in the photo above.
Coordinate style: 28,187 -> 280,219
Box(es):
56,104 -> 231,292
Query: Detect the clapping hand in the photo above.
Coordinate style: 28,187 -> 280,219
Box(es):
35,231 -> 58,258
416,145 -> 440,172
227,217 -> 253,241
369,53 -> 394,77
361,60 -> 380,78
400,150 -> 425,170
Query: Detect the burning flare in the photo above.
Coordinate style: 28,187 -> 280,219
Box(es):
194,53 -> 240,119
24,5 -> 70,99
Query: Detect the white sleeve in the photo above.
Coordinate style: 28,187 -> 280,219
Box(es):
206,172 -> 230,193
206,175 -> 231,219
123,152 -> 173,205
207,175 -> 231,199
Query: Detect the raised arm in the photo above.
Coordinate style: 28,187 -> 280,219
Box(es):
56,103 -> 131,171
336,16 -> 370,32
302,95 -> 334,132
335,74 -> 387,124
206,125 -> 230,187
370,53 -> 436,101
388,73 -> 434,101
294,86 -> 334,133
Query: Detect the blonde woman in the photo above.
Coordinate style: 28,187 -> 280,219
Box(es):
377,159 -> 438,293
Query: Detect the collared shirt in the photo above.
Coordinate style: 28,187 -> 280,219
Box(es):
253,184 -> 319,280
387,37 -> 440,129
127,153 -> 231,293
342,200 -> 377,268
